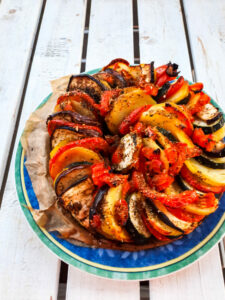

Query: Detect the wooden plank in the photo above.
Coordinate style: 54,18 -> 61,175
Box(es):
66,268 -> 140,300
85,0 -> 134,70
0,0 -> 43,187
150,246 -> 225,300
138,0 -> 192,79
183,0 -> 225,111
138,0 -> 225,298
66,0 -> 139,298
0,1 -> 86,299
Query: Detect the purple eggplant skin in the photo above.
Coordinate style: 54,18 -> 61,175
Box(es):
166,62 -> 180,77
50,126 -> 102,149
54,162 -> 92,196
104,68 -> 127,88
66,74 -> 106,103
89,185 -> 109,222
150,61 -> 155,83
46,111 -> 101,127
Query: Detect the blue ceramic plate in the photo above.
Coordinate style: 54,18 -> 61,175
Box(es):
15,69 -> 225,280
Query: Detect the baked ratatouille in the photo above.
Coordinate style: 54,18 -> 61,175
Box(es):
46,58 -> 225,248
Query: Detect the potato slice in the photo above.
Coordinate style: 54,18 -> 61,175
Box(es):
105,88 -> 156,134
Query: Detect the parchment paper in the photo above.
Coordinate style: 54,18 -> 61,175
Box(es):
21,74 -> 171,250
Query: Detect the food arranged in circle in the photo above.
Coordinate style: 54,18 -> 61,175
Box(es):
46,58 -> 225,248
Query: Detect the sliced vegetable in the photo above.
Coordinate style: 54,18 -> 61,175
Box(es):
125,193 -> 151,243
193,116 -> 224,135
50,146 -> 102,180
203,140 -> 225,158
106,88 -> 156,134
54,162 -> 92,196
194,154 -> 225,169
67,74 -> 106,103
184,159 -> 225,187
112,132 -> 142,172
180,165 -> 225,193
197,103 -> 222,124
46,111 -> 101,127
59,177 -> 95,229
166,80 -> 189,104
97,184 -> 132,242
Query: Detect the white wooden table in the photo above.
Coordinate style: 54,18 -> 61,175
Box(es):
0,0 -> 225,299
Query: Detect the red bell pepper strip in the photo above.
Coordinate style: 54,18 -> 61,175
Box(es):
99,90 -> 121,116
180,165 -> 225,193
132,171 -> 199,208
166,207 -> 204,223
164,103 -> 193,136
47,119 -> 103,136
91,162 -> 128,188
192,128 -> 216,152
119,105 -> 152,135
165,77 -> 185,98
144,83 -> 159,96
189,82 -> 203,93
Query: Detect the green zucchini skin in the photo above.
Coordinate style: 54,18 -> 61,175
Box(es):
194,155 -> 225,169
193,116 -> 224,134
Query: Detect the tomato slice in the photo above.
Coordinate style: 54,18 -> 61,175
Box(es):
166,207 -> 204,223
180,165 -> 225,193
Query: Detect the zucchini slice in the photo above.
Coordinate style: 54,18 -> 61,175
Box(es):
194,154 -> 225,169
185,158 -> 225,187
125,193 -> 151,243
203,141 -> 225,158
106,88 -> 156,134
60,177 -> 95,229
166,80 -> 189,104
211,124 -> 225,142
67,74 -> 106,103
193,116 -> 224,134
54,162 -> 92,196
98,184 -> 132,242
151,199 -> 197,234
176,175 -> 205,195
184,199 -> 219,216
143,200 -> 183,237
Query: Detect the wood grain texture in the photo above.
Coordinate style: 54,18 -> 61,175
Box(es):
0,1 -> 86,299
0,0 -> 43,187
66,268 -> 140,300
66,0 -> 139,298
85,0 -> 134,70
138,0 -> 192,79
183,0 -> 225,111
150,246 -> 225,300
138,0 -> 225,298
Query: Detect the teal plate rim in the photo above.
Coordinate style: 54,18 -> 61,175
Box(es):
15,69 -> 225,280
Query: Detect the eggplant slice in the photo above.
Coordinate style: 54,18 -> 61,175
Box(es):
125,193 -> 151,244
59,177 -> 95,229
67,74 -> 106,103
47,111 -> 101,127
203,140 -> 225,158
55,162 -> 92,196
104,68 -> 127,88
197,103 -> 222,124
193,116 -> 224,134
194,154 -> 225,169
89,185 -> 109,222
50,126 -> 102,149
